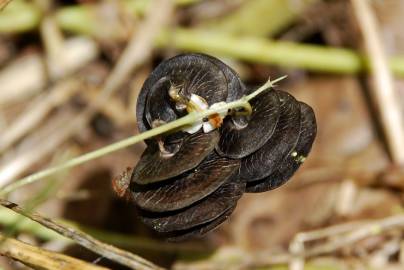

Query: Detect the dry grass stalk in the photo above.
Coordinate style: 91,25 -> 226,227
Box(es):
0,78 -> 81,153
351,0 -> 404,164
81,87 -> 134,127
0,53 -> 47,106
0,232 -> 109,270
98,0 -> 174,97
209,216 -> 404,268
0,198 -> 163,270
300,215 -> 404,257
0,109 -> 77,186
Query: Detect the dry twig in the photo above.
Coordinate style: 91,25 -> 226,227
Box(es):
0,232 -> 108,270
0,199 -> 163,270
98,0 -> 173,97
267,216 -> 404,266
0,53 -> 47,106
351,0 -> 404,164
0,78 -> 80,153
0,109 -> 77,186
232,216 -> 404,269
301,215 -> 404,257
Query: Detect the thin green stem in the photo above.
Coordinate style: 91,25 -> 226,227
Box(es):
156,28 -> 365,74
0,1 -> 41,33
200,0 -> 320,37
3,3 -> 404,76
0,76 -> 284,196
246,75 -> 288,100
0,113 -> 194,196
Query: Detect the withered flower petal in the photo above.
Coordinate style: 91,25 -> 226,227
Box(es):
138,174 -> 245,232
216,90 -> 280,158
239,91 -> 301,182
132,131 -> 219,185
132,151 -> 240,212
246,102 -> 317,193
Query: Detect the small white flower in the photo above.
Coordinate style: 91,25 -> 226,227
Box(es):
183,95 -> 227,134
183,122 -> 203,134
190,93 -> 209,111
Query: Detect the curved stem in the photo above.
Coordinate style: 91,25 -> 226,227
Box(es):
0,76 -> 285,196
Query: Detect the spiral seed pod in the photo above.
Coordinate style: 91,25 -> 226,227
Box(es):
129,53 -> 317,240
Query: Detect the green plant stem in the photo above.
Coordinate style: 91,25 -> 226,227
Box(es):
2,4 -> 404,76
156,28 -> 366,74
0,0 -> 199,34
57,10 -> 403,76
124,0 -> 201,16
0,0 -> 41,33
0,77 -> 283,196
200,0 -> 320,37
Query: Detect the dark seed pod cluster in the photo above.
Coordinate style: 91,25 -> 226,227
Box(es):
131,54 -> 316,240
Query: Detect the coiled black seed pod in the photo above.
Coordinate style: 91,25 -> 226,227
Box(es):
129,53 -> 317,241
